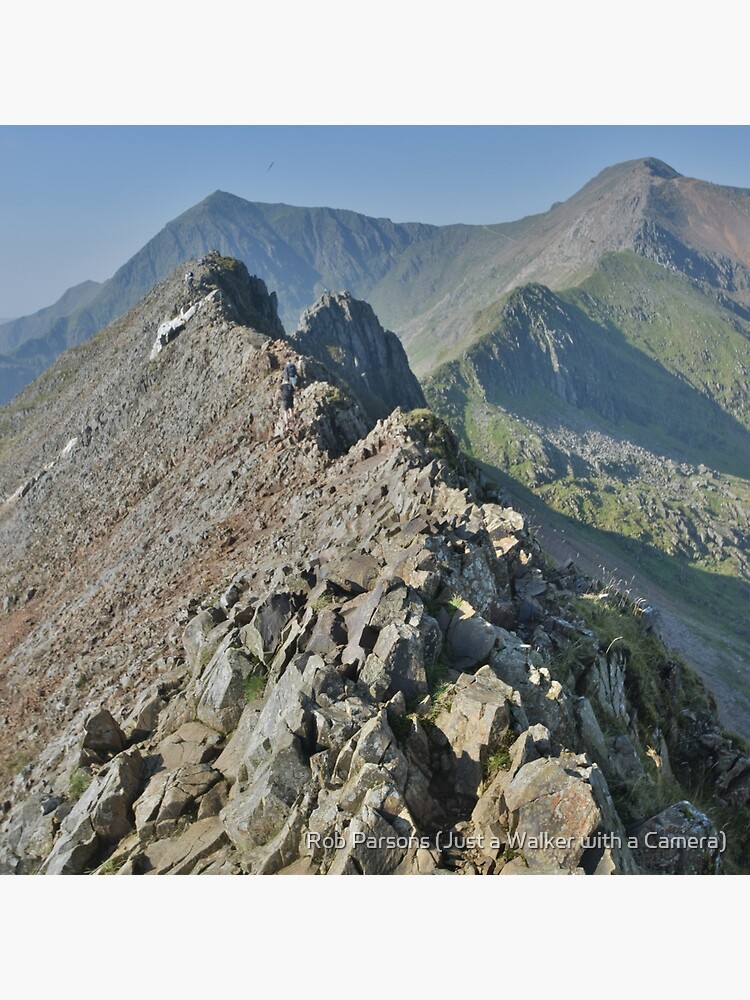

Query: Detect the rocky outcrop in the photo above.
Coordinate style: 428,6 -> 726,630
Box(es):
292,291 -> 427,423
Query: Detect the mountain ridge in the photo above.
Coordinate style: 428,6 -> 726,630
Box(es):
9,155 -> 743,400
3,257 -> 749,875
3,156 -> 750,760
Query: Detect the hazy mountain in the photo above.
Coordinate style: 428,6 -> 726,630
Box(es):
6,155 -> 750,401
0,193 -> 451,403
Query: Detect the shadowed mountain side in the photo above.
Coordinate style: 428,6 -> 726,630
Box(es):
291,291 -> 427,424
0,193 -> 447,404
427,276 -> 750,481
0,281 -> 102,355
6,157 -> 750,405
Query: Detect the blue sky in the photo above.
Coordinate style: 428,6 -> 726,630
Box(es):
3,125 -> 750,319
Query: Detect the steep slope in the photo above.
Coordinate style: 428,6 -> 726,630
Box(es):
424,251 -> 750,733
0,280 -> 102,354
0,193 -> 451,403
403,158 -> 750,371
1,259 -> 749,875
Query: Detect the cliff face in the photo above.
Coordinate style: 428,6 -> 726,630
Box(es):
1,259 -> 747,875
292,291 -> 427,424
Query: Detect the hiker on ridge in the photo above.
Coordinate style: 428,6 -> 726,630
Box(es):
279,377 -> 295,429
284,359 -> 301,387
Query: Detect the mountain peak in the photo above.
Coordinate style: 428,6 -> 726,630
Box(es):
640,157 -> 682,179
292,290 -> 426,423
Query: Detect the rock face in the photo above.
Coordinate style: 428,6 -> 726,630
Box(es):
292,291 -> 427,423
0,257 -> 746,876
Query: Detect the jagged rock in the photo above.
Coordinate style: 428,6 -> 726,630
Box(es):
197,779 -> 230,820
240,592 -> 302,665
360,613 -> 440,704
304,607 -> 347,660
135,817 -> 230,874
195,645 -> 258,734
582,650 -> 630,725
183,610 -> 230,679
134,763 -> 222,840
82,709 -> 127,758
433,666 -> 513,803
340,579 -> 390,668
222,743 -> 310,857
715,754 -> 750,806
446,607 -> 499,671
2,255 -> 746,878
501,754 -> 602,873
158,722 -> 223,770
1,794 -> 58,872
322,553 -> 381,594
40,749 -> 144,875
123,690 -> 167,742
326,806 -> 409,875
629,801 -> 722,874
292,292 -> 426,424
471,729 -> 542,865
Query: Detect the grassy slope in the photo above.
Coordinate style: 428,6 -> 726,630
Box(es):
423,251 -> 750,733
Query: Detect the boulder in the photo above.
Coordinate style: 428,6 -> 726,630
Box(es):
40,749 -> 144,875
502,754 -> 602,872
158,721 -> 224,770
196,646 -> 258,734
134,763 -> 222,840
241,591 -> 302,664
82,709 -> 127,757
136,817 -> 230,874
447,609 -> 499,671
433,666 -> 513,802
629,801 -> 722,874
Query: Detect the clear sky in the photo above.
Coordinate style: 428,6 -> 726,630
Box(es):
3,125 -> 750,319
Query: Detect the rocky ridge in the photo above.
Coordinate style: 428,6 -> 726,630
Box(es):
1,259 -> 748,875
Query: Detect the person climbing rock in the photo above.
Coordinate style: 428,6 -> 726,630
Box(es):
185,270 -> 194,289
279,377 -> 295,429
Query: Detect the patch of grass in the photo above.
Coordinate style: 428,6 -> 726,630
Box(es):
549,634 -> 596,686
311,591 -> 335,611
426,650 -> 451,695
484,728 -> 517,780
243,674 -> 267,703
445,593 -> 463,613
197,645 -> 216,671
98,854 -> 128,875
69,768 -> 93,800
388,712 -> 415,745
425,678 -> 454,722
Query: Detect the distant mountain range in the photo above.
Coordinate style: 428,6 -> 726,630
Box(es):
4,157 -> 750,401
2,156 -> 750,731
